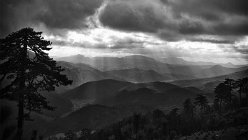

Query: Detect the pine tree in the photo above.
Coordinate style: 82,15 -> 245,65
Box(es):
183,98 -> 195,119
194,94 -> 208,113
223,78 -> 235,104
242,78 -> 248,106
234,78 -> 246,107
236,77 -> 248,107
64,130 -> 76,140
214,83 -> 229,112
0,28 -> 72,140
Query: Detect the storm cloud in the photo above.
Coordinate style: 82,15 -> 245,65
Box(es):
0,0 -> 103,37
99,0 -> 248,41
2,0 -> 248,39
99,0 -> 170,32
0,0 -> 36,37
36,0 -> 103,29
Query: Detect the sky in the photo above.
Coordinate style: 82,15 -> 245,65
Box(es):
1,0 -> 248,64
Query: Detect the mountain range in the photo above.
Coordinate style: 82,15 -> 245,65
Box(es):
171,69 -> 248,93
55,55 -> 247,90
159,57 -> 240,68
55,61 -> 117,91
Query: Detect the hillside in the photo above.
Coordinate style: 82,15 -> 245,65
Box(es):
31,104 -> 153,137
41,92 -> 73,118
104,68 -> 173,82
101,82 -> 199,108
63,80 -> 200,110
62,79 -> 132,100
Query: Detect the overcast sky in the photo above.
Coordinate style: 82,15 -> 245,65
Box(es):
1,0 -> 248,64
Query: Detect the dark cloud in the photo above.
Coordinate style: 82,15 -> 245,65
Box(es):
0,0 -> 103,37
0,0 -> 35,37
178,19 -> 205,34
100,0 -> 206,35
207,0 -> 248,16
213,20 -> 248,36
36,0 -> 103,29
167,0 -> 248,19
99,0 -> 168,32
166,0 -> 248,36
189,38 -> 234,44
99,0 -> 248,42
1,0 -> 248,48
232,45 -> 248,54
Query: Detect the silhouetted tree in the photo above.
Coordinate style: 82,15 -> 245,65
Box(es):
194,94 -> 208,113
213,98 -> 220,112
183,98 -> 195,119
30,130 -> 38,140
79,128 -> 91,140
237,77 -> 248,106
167,108 -> 180,132
64,130 -> 76,140
0,28 -> 72,140
223,78 -> 235,104
167,108 -> 179,119
214,83 -> 229,112
214,79 -> 236,111
234,78 -> 247,107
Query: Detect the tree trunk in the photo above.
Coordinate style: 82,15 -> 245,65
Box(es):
219,99 -> 222,113
239,88 -> 242,107
230,92 -> 232,105
246,88 -> 248,107
17,85 -> 24,140
17,34 -> 27,140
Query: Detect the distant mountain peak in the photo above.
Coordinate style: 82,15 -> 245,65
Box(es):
226,62 -> 233,65
211,65 -> 225,69
222,62 -> 235,67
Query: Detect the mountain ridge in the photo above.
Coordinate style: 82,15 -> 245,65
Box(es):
57,55 -> 245,79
